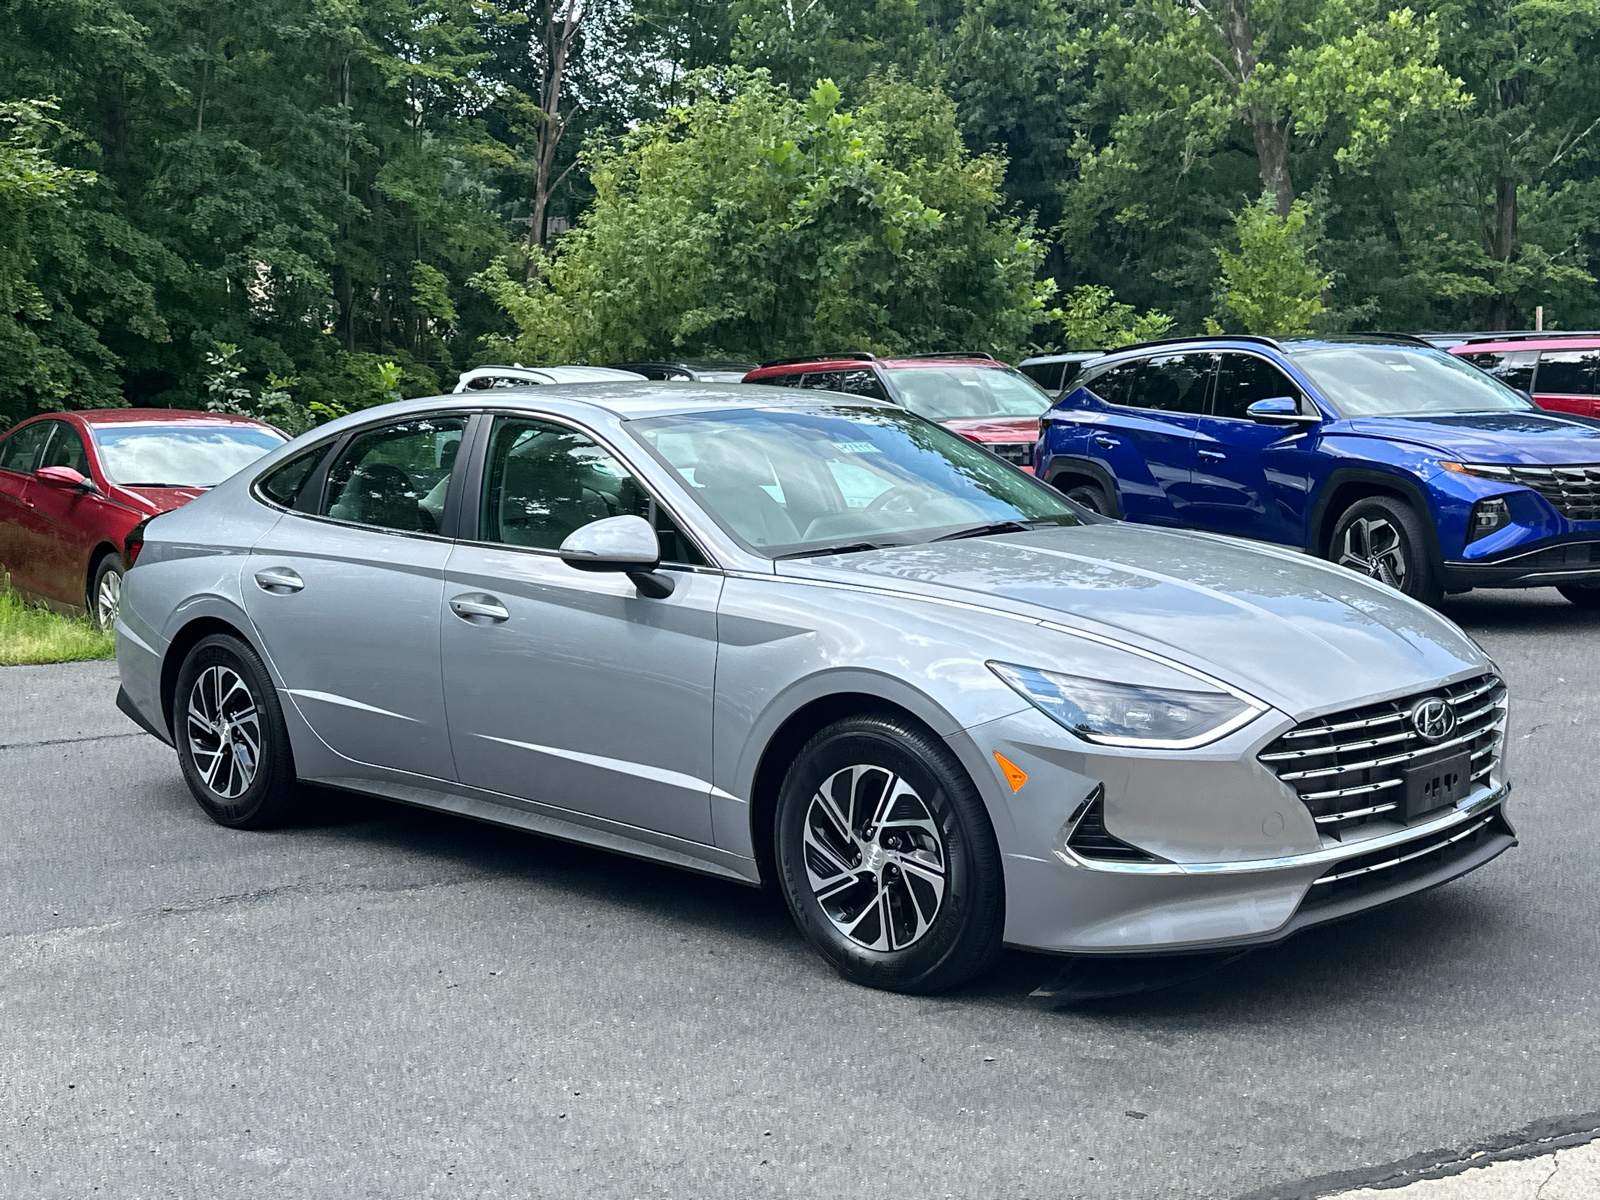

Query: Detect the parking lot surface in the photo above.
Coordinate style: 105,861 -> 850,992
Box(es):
2,590 -> 1597,1199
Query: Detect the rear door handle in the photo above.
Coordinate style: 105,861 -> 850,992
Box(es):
450,594 -> 510,624
1093,435 -> 1120,449
253,567 -> 304,594
1197,449 -> 1226,461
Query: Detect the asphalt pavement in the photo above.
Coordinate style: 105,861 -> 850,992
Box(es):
2,589 -> 1597,1199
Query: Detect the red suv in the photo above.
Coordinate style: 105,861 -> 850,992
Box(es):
0,409 -> 285,627
741,353 -> 1053,471
1449,333 -> 1600,418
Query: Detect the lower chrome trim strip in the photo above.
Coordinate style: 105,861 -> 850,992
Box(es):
1055,783 -> 1508,876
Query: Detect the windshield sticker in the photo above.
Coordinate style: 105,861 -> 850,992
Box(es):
1386,363 -> 1417,371
833,441 -> 881,454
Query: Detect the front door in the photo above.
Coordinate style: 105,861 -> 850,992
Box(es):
242,412 -> 467,781
441,414 -> 721,844
1079,352 -> 1213,525
0,421 -> 53,594
1187,352 -> 1318,545
27,421 -> 106,604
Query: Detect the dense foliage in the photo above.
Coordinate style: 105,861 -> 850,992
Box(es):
2,0 -> 1598,428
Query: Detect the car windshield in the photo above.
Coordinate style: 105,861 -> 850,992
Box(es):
91,424 -> 286,487
889,366 -> 1053,421
632,404 -> 1080,558
1287,345 -> 1535,417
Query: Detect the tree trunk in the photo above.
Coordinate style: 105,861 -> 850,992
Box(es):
529,0 -> 583,265
1220,0 -> 1294,217
1485,175 -> 1520,329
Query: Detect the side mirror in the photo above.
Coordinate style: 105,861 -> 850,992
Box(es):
1246,396 -> 1320,425
558,514 -> 675,599
36,465 -> 98,493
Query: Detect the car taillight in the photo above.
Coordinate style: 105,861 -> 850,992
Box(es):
124,518 -> 151,568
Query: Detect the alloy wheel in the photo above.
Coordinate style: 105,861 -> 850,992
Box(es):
95,569 -> 121,629
803,765 -> 947,952
186,665 -> 262,799
1337,516 -> 1409,589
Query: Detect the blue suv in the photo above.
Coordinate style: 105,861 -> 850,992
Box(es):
1036,334 -> 1600,606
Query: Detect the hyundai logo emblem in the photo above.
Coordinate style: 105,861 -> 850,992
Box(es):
1410,697 -> 1456,742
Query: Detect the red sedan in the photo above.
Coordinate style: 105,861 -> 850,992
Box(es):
0,409 -> 285,628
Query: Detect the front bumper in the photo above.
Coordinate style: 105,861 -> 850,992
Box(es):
1443,538 -> 1600,589
956,704 -> 1514,955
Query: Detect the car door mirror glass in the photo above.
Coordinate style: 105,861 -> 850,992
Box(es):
559,514 -> 661,570
1246,396 -> 1317,424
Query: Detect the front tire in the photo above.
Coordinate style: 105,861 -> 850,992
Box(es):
775,714 -> 1004,994
1558,584 -> 1600,609
174,633 -> 300,829
1329,495 -> 1443,606
90,555 -> 123,631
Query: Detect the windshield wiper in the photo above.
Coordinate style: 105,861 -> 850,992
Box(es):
773,541 -> 899,560
931,520 -> 1033,542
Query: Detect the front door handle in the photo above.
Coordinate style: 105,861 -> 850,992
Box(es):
450,593 -> 510,624
1093,435 -> 1120,449
253,567 -> 304,594
1197,448 -> 1226,461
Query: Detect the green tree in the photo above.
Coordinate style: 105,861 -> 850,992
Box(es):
1050,285 -> 1172,348
1215,194 -> 1331,334
474,69 -> 1051,363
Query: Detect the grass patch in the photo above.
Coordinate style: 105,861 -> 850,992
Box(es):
0,586 -> 115,666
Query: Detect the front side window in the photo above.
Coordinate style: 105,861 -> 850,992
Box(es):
888,366 -> 1052,421
1535,350 -> 1598,396
1462,350 -> 1537,393
39,423 -> 92,476
634,404 -> 1081,557
321,415 -> 466,533
1213,354 -> 1300,419
479,416 -> 703,564
1287,345 -> 1533,417
91,423 -> 286,487
0,422 -> 53,474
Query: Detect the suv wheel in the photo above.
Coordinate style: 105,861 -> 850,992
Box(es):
774,714 -> 1004,995
1329,496 -> 1442,606
1558,584 -> 1600,609
1060,480 -> 1114,516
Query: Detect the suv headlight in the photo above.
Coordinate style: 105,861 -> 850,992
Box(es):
989,661 -> 1265,748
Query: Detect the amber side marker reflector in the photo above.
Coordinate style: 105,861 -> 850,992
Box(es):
994,752 -> 1029,792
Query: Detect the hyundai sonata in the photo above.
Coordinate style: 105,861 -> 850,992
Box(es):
115,384 -> 1515,993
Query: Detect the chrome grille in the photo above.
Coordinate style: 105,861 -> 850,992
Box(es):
1258,674 -> 1506,838
986,442 -> 1034,467
1460,462 -> 1600,522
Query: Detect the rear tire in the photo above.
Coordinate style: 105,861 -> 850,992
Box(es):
90,555 -> 123,631
1558,584 -> 1600,609
174,633 -> 300,829
774,714 -> 1004,994
1328,496 -> 1443,606
1059,479 -> 1114,517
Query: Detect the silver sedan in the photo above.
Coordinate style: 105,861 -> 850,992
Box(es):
114,384 -> 1515,993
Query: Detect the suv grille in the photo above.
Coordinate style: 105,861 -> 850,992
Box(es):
1258,674 -> 1506,839
985,442 -> 1034,468
1461,463 -> 1600,522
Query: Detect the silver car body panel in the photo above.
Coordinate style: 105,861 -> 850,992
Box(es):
116,385 -> 1512,955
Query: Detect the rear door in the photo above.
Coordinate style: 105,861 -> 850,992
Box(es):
1077,353 -> 1212,525
242,412 -> 468,781
1532,349 -> 1599,418
1185,352 -> 1316,545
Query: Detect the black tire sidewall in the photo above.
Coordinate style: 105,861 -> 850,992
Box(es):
174,634 -> 297,828
90,556 -> 122,630
1330,496 -> 1442,605
1558,584 -> 1600,608
1065,483 -> 1111,516
775,715 -> 1003,994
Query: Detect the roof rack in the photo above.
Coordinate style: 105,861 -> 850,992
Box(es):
1448,330 -> 1600,344
758,352 -> 877,368
1102,334 -> 1284,355
896,351 -> 1000,362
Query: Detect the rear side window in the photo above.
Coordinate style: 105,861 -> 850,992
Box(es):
1214,353 -> 1301,419
1020,362 -> 1063,391
321,415 -> 467,534
1535,350 -> 1598,396
0,422 -> 52,473
1141,353 -> 1214,414
798,371 -> 843,391
258,445 -> 330,509
834,368 -> 890,401
1462,350 -> 1537,393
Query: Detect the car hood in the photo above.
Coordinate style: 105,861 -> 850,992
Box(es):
1347,411 -> 1600,464
941,417 -> 1041,443
778,523 -> 1487,718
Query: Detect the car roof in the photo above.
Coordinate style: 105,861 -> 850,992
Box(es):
1020,352 -> 1104,366
1448,333 -> 1600,352
746,353 -> 1007,377
16,408 -> 279,429
1082,333 -> 1436,365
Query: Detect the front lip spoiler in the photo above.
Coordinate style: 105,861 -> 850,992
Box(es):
1055,783 -> 1509,876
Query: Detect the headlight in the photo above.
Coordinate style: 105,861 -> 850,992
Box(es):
989,661 -> 1264,748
